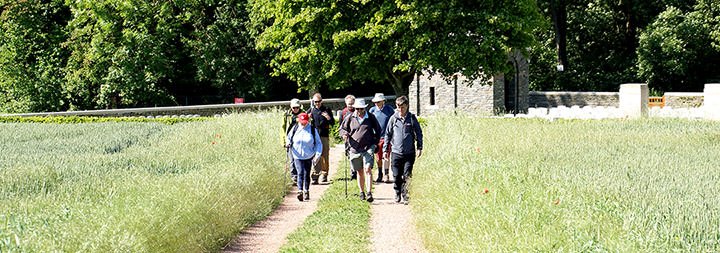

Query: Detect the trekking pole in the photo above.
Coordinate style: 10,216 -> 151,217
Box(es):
344,146 -> 349,199
284,147 -> 289,191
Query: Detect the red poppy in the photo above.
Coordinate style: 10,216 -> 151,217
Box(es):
212,142 -> 216,145
483,189 -> 489,194
715,134 -> 719,137
554,200 -> 559,205
476,148 -> 482,152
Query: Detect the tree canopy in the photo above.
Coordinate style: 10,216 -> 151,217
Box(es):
251,0 -> 544,95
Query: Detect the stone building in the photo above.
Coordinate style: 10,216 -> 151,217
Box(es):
408,51 -> 529,116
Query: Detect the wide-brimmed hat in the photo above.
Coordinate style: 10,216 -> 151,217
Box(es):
353,98 -> 369,108
298,112 -> 310,124
371,93 -> 386,102
290,98 -> 301,108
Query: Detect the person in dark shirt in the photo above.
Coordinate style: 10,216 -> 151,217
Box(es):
383,96 -> 423,204
307,93 -> 335,184
283,98 -> 303,185
341,98 -> 381,202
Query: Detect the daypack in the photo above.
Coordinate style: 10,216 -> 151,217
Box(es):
289,123 -> 317,148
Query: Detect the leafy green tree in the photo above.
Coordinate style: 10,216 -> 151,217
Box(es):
251,0 -> 543,96
530,0 -> 698,92
0,0 -> 70,113
637,1 -> 720,92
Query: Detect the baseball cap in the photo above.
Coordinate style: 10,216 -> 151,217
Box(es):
298,112 -> 309,124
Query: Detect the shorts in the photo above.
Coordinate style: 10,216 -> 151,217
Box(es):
348,148 -> 375,172
375,138 -> 390,160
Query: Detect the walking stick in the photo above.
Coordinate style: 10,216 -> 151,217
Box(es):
284,147 -> 289,191
344,145 -> 349,199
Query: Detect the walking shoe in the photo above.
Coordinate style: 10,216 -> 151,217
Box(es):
350,174 -> 357,180
321,175 -> 328,183
383,174 -> 390,183
312,179 -> 319,185
402,195 -> 409,205
304,191 -> 309,201
375,176 -> 383,183
394,194 -> 401,203
297,192 -> 304,201
366,192 -> 374,202
360,192 -> 366,200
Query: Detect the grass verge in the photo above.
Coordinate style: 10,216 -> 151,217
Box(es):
412,114 -> 720,251
0,112 -> 287,252
280,152 -> 372,252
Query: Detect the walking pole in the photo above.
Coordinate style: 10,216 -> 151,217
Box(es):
344,146 -> 349,199
284,147 -> 289,190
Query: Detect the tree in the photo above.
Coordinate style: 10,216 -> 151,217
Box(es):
637,1 -> 720,92
530,0 -> 698,92
0,0 -> 70,113
251,0 -> 543,96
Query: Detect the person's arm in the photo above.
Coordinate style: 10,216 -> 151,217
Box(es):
313,128 -> 323,157
413,115 -> 423,156
383,117 -> 394,153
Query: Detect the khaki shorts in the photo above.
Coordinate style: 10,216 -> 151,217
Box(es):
348,148 -> 375,172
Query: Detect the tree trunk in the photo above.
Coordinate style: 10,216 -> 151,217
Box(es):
386,68 -> 415,96
550,0 -> 568,69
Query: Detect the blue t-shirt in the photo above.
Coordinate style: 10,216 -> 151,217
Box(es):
369,104 -> 395,138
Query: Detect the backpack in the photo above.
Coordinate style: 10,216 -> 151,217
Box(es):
289,123 -> 317,147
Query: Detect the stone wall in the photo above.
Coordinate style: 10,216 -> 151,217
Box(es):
529,91 -> 619,107
1,96 -> 395,118
409,72 -> 497,116
663,92 -> 703,108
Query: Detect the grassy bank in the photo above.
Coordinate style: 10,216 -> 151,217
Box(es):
280,152 -> 372,252
412,115 -> 720,251
0,112 -> 287,251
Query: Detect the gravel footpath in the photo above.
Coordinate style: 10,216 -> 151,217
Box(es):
370,178 -> 427,253
221,145 -> 343,252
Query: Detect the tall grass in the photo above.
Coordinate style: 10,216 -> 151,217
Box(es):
412,114 -> 720,251
0,112 -> 287,252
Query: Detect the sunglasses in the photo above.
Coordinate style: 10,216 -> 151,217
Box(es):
292,107 -> 300,109
313,100 -> 322,103
356,108 -> 365,111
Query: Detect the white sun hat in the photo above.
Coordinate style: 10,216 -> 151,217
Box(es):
371,93 -> 386,102
353,98 -> 369,108
290,98 -> 301,108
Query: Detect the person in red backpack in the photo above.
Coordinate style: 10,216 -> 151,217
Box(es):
339,94 -> 357,180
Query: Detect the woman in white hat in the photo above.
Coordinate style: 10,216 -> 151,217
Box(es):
341,98 -> 382,202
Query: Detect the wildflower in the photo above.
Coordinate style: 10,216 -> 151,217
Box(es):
212,142 -> 216,145
477,147 -> 482,152
483,189 -> 489,194
554,200 -> 559,205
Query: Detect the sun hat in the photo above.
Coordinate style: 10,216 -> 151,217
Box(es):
298,112 -> 310,124
371,93 -> 386,102
353,98 -> 369,108
290,98 -> 300,108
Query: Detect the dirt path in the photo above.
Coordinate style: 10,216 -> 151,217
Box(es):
221,145 -> 343,253
370,180 -> 427,253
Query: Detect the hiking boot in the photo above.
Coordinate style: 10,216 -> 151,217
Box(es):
375,171 -> 383,183
394,194 -> 401,203
311,179 -> 319,185
383,174 -> 390,183
297,192 -> 304,201
366,192 -> 374,202
402,195 -> 409,205
321,175 -> 328,183
304,191 -> 309,201
360,192 -> 366,200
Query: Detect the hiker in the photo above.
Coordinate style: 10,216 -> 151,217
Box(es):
383,96 -> 423,204
307,93 -> 335,184
339,94 -> 357,180
369,93 -> 395,183
341,98 -> 382,202
283,98 -> 303,185
285,112 -> 322,202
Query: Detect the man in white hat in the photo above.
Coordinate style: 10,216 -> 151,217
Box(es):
283,98 -> 303,184
369,93 -> 395,183
341,98 -> 382,202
